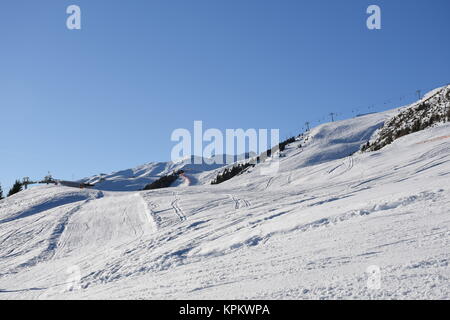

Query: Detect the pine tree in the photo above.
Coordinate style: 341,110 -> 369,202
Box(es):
0,183 -> 3,200
7,180 -> 23,197
411,119 -> 421,133
143,170 -> 184,190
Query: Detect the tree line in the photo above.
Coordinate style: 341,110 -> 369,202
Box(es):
211,136 -> 297,185
361,103 -> 450,152
0,180 -> 24,200
142,170 -> 185,190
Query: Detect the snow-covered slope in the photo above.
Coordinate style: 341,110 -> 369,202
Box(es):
201,106 -> 398,187
81,154 -> 257,191
363,85 -> 450,152
81,156 -> 226,191
0,88 -> 449,299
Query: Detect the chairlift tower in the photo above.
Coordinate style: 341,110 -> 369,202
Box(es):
22,177 -> 30,190
416,90 -> 422,100
42,172 -> 56,185
329,112 -> 336,122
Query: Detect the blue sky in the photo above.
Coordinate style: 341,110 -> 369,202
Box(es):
1,0 -> 449,192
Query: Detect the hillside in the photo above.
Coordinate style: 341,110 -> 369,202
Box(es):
80,156 -> 225,191
81,154 -> 258,191
81,85 -> 450,191
362,86 -> 450,152
0,87 -> 449,299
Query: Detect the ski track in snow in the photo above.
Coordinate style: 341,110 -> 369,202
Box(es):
265,177 -> 274,190
171,192 -> 187,222
229,195 -> 251,210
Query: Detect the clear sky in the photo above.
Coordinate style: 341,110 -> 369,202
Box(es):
1,0 -> 449,192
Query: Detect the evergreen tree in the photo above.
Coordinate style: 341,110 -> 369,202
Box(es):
411,119 -> 421,133
0,183 -> 3,200
143,170 -> 184,190
7,180 -> 23,197
211,162 -> 255,185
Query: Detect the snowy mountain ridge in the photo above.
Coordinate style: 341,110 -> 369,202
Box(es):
80,85 -> 450,191
362,85 -> 450,152
81,154 -> 258,191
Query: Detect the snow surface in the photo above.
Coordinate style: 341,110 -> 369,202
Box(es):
0,93 -> 449,299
